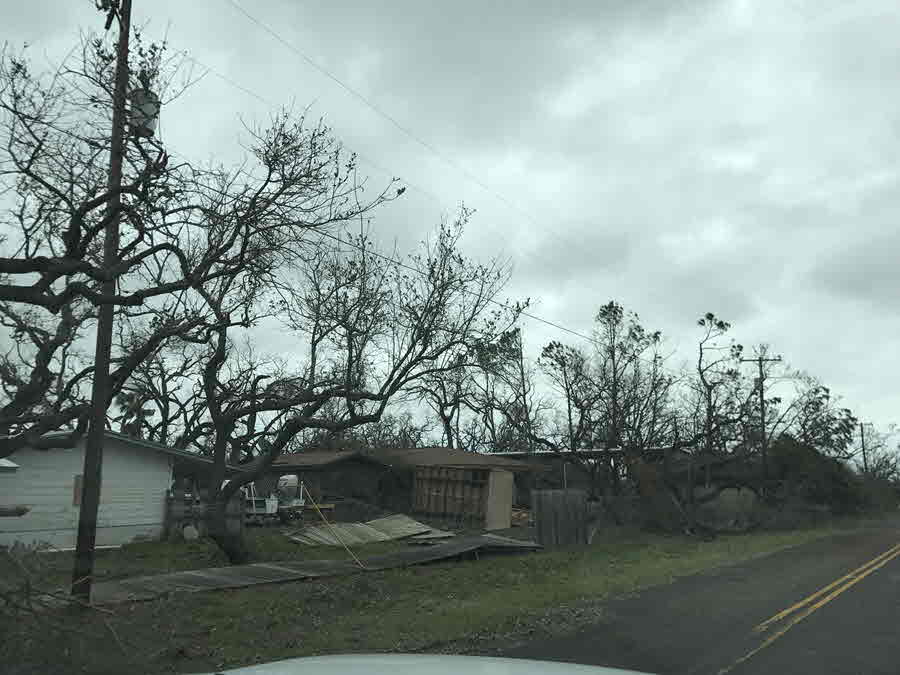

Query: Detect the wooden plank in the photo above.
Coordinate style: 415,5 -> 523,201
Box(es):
432,467 -> 440,516
412,468 -> 421,512
366,514 -> 431,539
452,468 -> 462,519
416,467 -> 426,514
409,527 -> 454,541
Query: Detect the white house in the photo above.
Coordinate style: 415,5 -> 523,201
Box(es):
0,431 -> 227,550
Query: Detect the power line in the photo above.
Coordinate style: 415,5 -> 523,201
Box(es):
314,229 -> 598,345
12,42 -> 603,359
6,29 -> 773,385
168,49 -> 622,357
214,1 -> 718,380
223,0 -> 529,219
175,50 -> 454,214
313,228 -> 695,379
175,24 -> 680,368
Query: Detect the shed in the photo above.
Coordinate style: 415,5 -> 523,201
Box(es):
364,447 -> 534,531
0,431 -> 239,550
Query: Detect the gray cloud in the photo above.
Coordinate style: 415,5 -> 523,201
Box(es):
9,0 -> 900,424
811,232 -> 900,311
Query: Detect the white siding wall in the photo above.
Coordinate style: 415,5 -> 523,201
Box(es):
0,438 -> 172,549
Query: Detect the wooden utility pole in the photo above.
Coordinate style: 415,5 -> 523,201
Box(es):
740,354 -> 782,482
860,422 -> 869,474
72,0 -> 133,604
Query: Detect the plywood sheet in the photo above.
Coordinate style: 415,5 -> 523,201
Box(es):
288,514 -> 431,546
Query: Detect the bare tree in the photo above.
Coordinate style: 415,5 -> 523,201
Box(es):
538,341 -> 598,452
482,328 -> 556,452
0,35 -> 395,458
690,313 -> 746,459
461,329 -> 520,452
110,344 -> 205,446
619,350 -> 676,450
767,372 -> 858,460
591,301 -> 662,453
409,356 -> 470,448
297,410 -> 435,451
859,429 -> 900,484
171,217 -> 522,562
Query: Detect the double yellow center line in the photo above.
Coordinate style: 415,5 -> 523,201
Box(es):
718,541 -> 900,674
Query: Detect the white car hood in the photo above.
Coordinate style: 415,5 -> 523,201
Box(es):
190,653 -> 653,675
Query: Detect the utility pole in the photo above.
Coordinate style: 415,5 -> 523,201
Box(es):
860,422 -> 869,474
740,354 -> 782,483
72,0 -> 133,604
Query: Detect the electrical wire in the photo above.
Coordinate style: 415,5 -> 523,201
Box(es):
3,28 -> 777,385
213,0 -> 740,382
169,48 -> 684,373
174,50 -> 452,214
223,0 -> 528,219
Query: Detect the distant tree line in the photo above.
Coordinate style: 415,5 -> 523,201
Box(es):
400,299 -> 899,525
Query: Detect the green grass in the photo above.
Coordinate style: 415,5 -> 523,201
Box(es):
1,520 -> 859,675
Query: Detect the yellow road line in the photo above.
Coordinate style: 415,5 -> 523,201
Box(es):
753,541 -> 900,633
719,543 -> 900,675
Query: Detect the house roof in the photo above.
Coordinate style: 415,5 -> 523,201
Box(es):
38,430 -> 246,474
0,458 -> 18,472
363,446 -> 535,472
490,448 -> 625,461
271,449 -> 383,470
271,446 -> 536,472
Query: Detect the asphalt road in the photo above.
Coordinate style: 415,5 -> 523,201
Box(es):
504,516 -> 900,675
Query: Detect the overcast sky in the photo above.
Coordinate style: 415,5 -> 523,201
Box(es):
6,0 -> 900,427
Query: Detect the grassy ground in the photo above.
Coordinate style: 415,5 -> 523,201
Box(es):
0,520 -> 861,675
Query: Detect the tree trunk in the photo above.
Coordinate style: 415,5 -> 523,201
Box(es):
440,410 -> 454,449
564,368 -> 575,452
207,496 -> 249,564
610,456 -> 622,495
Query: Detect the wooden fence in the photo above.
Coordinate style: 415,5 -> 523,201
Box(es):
532,488 -> 590,548
163,493 -> 244,540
